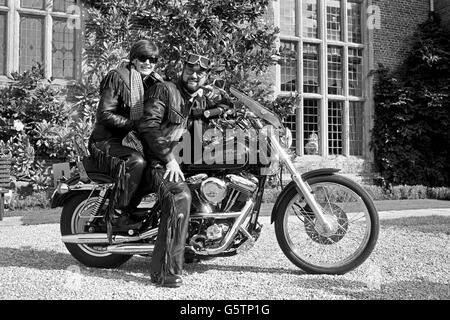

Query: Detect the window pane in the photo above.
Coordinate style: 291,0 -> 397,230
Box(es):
303,43 -> 320,93
328,101 -> 343,155
52,18 -> 76,79
349,102 -> 363,156
348,48 -> 363,96
19,15 -> 44,73
348,1 -> 362,43
21,0 -> 45,9
280,0 -> 296,36
303,0 -> 318,38
327,46 -> 343,95
304,99 -> 320,155
327,0 -> 342,41
53,0 -> 76,12
284,113 -> 297,152
0,14 -> 6,75
280,41 -> 297,92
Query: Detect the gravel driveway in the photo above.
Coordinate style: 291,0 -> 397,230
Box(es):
0,211 -> 449,300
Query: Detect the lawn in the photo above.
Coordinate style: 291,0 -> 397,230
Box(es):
1,199 -> 449,226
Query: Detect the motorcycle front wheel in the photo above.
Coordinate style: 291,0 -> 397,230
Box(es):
274,174 -> 379,275
60,193 -> 132,268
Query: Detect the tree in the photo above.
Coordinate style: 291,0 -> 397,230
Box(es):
371,13 -> 450,187
82,0 -> 279,91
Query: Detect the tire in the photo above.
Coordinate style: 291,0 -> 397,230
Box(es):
274,174 -> 379,274
60,193 -> 132,268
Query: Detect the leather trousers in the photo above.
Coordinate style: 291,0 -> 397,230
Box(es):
90,138 -> 146,210
135,166 -> 191,279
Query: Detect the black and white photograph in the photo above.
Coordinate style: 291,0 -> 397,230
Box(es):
0,0 -> 448,310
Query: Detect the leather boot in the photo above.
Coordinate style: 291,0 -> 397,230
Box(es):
150,273 -> 183,288
111,211 -> 143,232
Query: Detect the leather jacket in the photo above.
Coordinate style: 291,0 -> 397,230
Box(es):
89,66 -> 163,143
137,80 -> 208,165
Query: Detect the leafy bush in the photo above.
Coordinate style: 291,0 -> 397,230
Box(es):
8,191 -> 51,211
82,0 -> 279,108
371,14 -> 450,187
264,184 -> 450,203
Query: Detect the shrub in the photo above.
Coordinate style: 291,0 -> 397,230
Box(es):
371,14 -> 450,187
8,191 -> 51,211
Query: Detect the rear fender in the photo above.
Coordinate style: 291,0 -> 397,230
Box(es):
270,168 -> 340,223
50,173 -> 113,208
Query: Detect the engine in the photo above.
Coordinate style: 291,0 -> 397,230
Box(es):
186,173 -> 258,250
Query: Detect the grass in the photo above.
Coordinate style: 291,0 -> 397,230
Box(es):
1,198 -> 449,226
373,199 -> 450,211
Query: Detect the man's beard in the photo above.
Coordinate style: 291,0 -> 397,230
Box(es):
183,79 -> 200,94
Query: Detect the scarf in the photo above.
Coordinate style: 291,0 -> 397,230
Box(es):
129,65 -> 145,120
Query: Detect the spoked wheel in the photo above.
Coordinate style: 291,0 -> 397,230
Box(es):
60,193 -> 132,268
274,175 -> 379,274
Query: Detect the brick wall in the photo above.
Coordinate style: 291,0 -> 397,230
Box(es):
372,0 -> 430,72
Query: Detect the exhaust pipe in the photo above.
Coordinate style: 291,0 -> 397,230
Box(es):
106,243 -> 155,255
62,228 -> 158,245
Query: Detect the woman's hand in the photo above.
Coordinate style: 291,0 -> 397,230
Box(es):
164,159 -> 185,182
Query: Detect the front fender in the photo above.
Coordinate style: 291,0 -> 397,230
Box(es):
50,173 -> 113,208
270,168 -> 340,223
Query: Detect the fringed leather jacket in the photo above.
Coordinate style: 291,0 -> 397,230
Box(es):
89,67 -> 163,143
137,80 -> 208,165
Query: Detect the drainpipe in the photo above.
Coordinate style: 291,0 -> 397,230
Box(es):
430,0 -> 434,12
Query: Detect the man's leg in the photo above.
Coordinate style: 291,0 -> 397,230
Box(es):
148,168 -> 191,287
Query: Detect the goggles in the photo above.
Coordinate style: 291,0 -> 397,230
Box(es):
137,55 -> 158,64
185,53 -> 211,69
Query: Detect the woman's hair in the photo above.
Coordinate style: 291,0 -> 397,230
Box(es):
129,40 -> 159,61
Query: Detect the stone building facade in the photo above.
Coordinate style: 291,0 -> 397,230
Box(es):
435,0 -> 450,28
266,0 -> 433,182
0,0 -> 443,182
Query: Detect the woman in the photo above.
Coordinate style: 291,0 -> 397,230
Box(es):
89,40 -> 163,230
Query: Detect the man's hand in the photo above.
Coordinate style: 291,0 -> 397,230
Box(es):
164,159 -> 185,182
202,85 -> 222,102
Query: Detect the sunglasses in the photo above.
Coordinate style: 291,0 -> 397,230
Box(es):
186,54 -> 211,69
137,55 -> 158,64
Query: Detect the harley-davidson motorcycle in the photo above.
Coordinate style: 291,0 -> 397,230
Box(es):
51,86 -> 379,275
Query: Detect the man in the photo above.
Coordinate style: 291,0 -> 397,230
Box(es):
88,40 -> 163,231
135,53 -> 214,287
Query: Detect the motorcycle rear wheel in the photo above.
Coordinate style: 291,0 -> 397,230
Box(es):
60,193 -> 132,268
274,174 -> 379,274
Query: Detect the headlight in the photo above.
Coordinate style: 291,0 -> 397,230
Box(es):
56,182 -> 69,194
280,128 -> 293,149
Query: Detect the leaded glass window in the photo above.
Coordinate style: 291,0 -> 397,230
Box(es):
349,48 -> 363,96
280,41 -> 298,92
0,13 -> 6,75
280,0 -> 296,36
349,102 -> 363,156
327,0 -> 341,41
327,46 -> 343,95
52,18 -> 76,79
21,0 -> 45,10
303,43 -> 319,93
348,0 -> 362,43
53,0 -> 76,12
304,99 -> 320,155
328,101 -> 343,155
278,0 -> 366,157
303,0 -> 318,38
19,15 -> 45,73
1,0 -> 81,80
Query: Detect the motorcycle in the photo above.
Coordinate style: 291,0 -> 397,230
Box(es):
51,86 -> 379,275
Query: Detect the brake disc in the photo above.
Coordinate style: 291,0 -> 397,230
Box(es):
304,203 -> 349,245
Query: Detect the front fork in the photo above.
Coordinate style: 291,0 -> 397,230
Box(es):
270,135 -> 335,234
